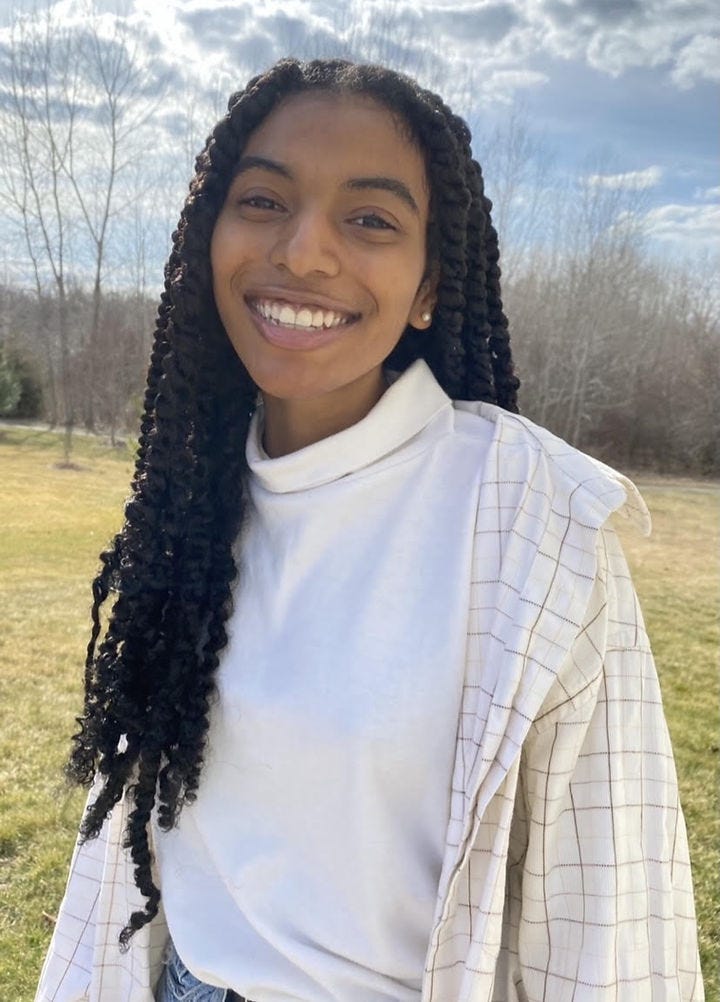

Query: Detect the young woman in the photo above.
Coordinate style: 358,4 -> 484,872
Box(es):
36,58 -> 703,1002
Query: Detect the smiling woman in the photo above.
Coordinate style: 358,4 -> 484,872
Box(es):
35,58 -> 703,1002
210,92 -> 436,454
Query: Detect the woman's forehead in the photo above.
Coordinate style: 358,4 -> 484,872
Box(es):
240,91 -> 429,197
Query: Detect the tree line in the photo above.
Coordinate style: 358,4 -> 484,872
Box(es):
0,4 -> 717,474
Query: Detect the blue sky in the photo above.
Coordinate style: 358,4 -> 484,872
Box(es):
0,0 -> 717,274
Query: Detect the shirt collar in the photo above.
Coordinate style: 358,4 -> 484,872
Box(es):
246,359 -> 451,494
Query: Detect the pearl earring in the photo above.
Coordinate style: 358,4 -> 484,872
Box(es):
421,311 -> 432,323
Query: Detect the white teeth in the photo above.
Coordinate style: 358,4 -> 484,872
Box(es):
254,299 -> 353,330
278,305 -> 296,325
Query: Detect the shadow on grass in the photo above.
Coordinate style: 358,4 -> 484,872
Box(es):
50,461 -> 87,472
0,424 -> 135,465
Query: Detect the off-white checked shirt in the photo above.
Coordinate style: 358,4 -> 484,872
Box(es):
36,364 -> 703,1001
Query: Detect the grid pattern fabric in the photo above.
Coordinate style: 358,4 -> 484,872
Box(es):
422,405 -> 702,1001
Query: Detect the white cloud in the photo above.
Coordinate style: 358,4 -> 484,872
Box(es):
585,166 -> 663,190
476,68 -> 549,103
613,201 -> 720,262
672,34 -> 720,89
427,2 -> 522,45
5,0 -> 720,95
515,0 -> 720,85
642,203 -> 720,249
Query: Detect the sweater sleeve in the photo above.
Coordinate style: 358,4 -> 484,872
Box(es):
34,794 -> 102,1002
35,780 -> 168,1002
501,525 -> 704,1001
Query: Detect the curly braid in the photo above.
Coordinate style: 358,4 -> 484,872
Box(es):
67,57 -> 519,943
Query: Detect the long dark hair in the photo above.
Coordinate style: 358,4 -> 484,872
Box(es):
67,57 -> 519,944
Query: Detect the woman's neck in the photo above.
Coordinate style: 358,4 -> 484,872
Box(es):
261,368 -> 386,458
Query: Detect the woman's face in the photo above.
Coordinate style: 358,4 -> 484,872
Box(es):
210,91 -> 436,414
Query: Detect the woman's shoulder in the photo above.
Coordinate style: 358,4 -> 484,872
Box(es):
451,398 -> 651,536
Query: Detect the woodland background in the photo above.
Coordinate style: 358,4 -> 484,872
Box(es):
0,4 -> 717,472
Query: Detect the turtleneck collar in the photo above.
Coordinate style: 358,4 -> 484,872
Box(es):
246,359 -> 451,494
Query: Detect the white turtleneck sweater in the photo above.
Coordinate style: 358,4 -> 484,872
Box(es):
152,360 -> 494,1000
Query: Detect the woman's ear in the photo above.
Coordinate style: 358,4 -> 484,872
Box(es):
409,265 -> 439,330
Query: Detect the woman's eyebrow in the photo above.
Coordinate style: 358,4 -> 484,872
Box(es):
232,157 -> 419,215
345,177 -> 419,215
232,155 -> 292,180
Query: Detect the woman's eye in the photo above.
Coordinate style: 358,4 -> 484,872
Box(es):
238,195 -> 283,212
351,214 -> 396,231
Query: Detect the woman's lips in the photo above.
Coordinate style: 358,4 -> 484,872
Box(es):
248,296 -> 358,330
245,288 -> 360,316
247,298 -> 360,351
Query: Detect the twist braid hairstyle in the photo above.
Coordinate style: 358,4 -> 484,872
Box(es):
67,56 -> 519,943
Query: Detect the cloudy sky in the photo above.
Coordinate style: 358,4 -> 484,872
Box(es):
0,0 -> 717,273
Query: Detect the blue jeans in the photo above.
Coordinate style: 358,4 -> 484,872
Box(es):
155,940 -> 244,1001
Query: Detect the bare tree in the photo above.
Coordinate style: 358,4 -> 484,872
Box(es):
0,6 -> 78,459
475,107 -> 555,276
0,2 -> 166,449
503,151 -> 655,447
61,6 -> 162,429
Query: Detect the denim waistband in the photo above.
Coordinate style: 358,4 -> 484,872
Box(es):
156,940 -> 249,1002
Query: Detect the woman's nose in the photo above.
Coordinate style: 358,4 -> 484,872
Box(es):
269,210 -> 341,278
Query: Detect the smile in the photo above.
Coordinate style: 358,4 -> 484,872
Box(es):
248,298 -> 359,331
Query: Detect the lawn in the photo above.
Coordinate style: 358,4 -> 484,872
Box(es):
0,429 -> 718,1000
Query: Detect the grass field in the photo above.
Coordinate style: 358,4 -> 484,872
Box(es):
1,427 -> 718,1000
